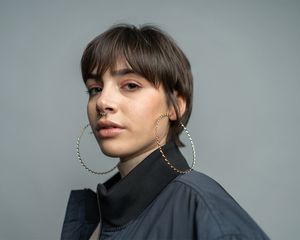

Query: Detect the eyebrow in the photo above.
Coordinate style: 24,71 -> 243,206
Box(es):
86,68 -> 136,80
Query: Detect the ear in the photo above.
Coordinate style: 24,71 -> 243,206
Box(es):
169,91 -> 187,121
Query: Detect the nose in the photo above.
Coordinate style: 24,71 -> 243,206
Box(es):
95,85 -> 118,115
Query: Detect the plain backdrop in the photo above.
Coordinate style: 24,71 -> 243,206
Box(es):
0,0 -> 299,239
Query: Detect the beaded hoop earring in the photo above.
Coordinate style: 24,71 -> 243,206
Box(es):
76,123 -> 117,175
155,114 -> 196,174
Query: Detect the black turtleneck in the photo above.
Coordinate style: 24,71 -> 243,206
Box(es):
96,141 -> 189,226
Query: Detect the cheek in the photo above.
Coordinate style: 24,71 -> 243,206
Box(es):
136,98 -> 166,118
127,95 -> 170,131
87,102 -> 95,123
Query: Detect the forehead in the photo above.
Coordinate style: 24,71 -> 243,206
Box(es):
91,58 -> 131,75
87,59 -> 150,84
83,50 -> 160,87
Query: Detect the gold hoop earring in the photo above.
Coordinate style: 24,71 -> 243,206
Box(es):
76,123 -> 117,175
155,114 -> 196,174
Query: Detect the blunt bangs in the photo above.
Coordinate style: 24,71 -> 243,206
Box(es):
82,25 -> 188,88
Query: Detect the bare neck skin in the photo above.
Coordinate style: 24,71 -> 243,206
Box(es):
117,150 -> 151,178
117,140 -> 166,178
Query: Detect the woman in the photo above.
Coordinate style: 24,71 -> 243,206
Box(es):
61,24 -> 269,240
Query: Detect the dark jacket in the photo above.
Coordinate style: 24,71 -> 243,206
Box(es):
61,142 -> 270,240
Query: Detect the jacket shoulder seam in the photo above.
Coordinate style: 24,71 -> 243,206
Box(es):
172,174 -> 227,236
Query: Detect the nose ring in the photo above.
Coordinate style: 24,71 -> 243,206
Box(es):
99,111 -> 107,117
97,107 -> 107,118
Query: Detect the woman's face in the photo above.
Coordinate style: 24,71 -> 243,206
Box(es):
86,60 -> 175,162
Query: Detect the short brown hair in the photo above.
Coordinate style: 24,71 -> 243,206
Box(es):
81,24 -> 193,147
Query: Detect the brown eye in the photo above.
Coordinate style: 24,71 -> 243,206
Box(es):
123,83 -> 140,91
87,87 -> 102,96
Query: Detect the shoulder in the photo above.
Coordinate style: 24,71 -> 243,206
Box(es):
63,189 -> 98,217
173,170 -> 234,201
61,189 -> 99,240
167,171 -> 270,240
172,170 -> 246,208
168,170 -> 236,208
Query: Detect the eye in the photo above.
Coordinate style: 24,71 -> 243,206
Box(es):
122,82 -> 140,91
86,86 -> 102,96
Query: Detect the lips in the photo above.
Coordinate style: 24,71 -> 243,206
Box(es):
95,120 -> 125,138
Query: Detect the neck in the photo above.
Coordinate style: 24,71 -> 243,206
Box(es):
117,141 -> 167,178
117,147 -> 156,178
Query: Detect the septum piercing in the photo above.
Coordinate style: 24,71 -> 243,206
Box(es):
98,111 -> 107,118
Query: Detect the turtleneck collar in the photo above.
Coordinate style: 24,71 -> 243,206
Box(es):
96,141 -> 189,227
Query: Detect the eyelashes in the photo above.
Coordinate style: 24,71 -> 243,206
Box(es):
86,86 -> 103,96
122,82 -> 140,91
86,82 -> 141,96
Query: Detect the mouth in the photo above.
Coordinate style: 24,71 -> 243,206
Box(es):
95,120 -> 125,138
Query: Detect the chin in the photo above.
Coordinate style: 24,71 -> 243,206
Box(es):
98,141 -> 127,158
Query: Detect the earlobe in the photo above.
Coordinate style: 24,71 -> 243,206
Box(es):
168,109 -> 177,121
169,91 -> 187,121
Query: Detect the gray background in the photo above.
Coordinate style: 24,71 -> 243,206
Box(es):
0,0 -> 299,239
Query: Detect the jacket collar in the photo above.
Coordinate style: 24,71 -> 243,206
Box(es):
97,141 -> 189,226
